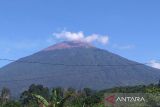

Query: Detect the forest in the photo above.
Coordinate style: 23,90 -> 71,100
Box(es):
0,82 -> 160,107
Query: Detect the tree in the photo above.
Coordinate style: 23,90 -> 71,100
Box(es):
67,88 -> 101,107
32,89 -> 72,107
83,88 -> 93,97
28,84 -> 50,100
3,101 -> 21,107
0,87 -> 11,105
20,84 -> 50,107
145,87 -> 160,107
32,94 -> 49,107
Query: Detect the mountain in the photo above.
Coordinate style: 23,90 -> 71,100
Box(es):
0,41 -> 160,97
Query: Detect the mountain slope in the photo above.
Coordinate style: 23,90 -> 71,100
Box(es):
0,41 -> 160,96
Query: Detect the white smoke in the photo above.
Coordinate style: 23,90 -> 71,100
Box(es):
148,60 -> 160,69
53,31 -> 109,45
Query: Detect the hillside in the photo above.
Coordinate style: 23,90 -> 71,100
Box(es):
0,41 -> 160,96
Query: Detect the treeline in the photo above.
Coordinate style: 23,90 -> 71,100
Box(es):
0,84 -> 102,107
0,82 -> 160,107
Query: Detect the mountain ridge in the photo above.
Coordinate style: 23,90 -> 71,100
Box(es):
0,41 -> 160,97
43,41 -> 94,51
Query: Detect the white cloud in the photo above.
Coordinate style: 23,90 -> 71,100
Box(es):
148,60 -> 160,69
53,31 -> 109,45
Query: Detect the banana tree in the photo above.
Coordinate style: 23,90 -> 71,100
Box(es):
32,90 -> 71,107
32,94 -> 49,107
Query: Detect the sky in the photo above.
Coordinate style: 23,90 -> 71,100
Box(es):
0,0 -> 160,68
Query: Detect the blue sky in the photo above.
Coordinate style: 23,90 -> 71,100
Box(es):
0,0 -> 160,68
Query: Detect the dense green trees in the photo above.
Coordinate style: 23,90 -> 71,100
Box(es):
2,101 -> 21,107
19,85 -> 102,107
0,83 -> 160,107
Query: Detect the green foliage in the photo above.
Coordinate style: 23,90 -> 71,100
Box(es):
28,84 -> 50,100
82,88 -> 101,106
146,87 -> 160,93
32,89 -> 72,107
0,87 -> 11,104
0,87 -> 11,107
145,86 -> 160,107
2,101 -> 21,107
0,83 -> 160,107
20,84 -> 50,107
32,94 -> 49,107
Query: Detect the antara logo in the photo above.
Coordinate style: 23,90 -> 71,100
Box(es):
105,95 -> 115,105
105,95 -> 145,105
116,96 -> 145,102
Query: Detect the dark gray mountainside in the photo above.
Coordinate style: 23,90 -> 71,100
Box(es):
0,41 -> 160,97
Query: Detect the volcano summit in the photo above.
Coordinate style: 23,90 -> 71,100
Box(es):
0,41 -> 160,96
